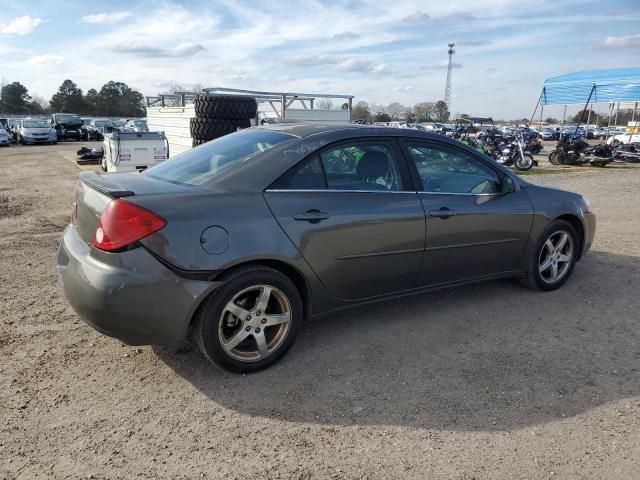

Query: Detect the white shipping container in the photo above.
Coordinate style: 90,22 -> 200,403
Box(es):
147,106 -> 195,157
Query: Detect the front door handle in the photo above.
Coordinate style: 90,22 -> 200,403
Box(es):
294,209 -> 330,223
429,207 -> 455,219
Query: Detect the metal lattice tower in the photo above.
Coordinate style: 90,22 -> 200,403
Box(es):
444,43 -> 455,111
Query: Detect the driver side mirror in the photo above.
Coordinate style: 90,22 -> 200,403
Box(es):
501,175 -> 515,194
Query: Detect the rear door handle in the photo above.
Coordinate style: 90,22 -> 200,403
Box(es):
293,210 -> 330,222
429,208 -> 455,219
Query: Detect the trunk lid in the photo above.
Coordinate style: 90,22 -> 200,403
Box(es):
73,171 -> 195,244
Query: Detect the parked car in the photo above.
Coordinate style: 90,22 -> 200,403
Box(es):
124,119 -> 149,132
8,119 -> 21,143
87,119 -> 120,140
0,125 -> 10,146
540,128 -> 557,140
58,124 -> 595,373
17,118 -> 58,145
50,113 -> 85,141
607,132 -> 640,145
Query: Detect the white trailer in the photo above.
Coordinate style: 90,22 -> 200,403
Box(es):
146,88 -> 354,157
102,131 -> 168,172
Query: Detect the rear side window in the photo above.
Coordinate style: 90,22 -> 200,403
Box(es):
273,140 -> 403,191
145,129 -> 294,186
271,156 -> 326,190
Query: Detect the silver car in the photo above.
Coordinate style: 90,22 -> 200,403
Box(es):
18,119 -> 58,145
124,119 -> 149,132
0,126 -> 10,146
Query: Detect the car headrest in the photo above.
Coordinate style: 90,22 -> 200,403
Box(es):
356,151 -> 389,180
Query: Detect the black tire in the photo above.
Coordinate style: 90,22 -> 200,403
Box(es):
192,138 -> 209,147
519,219 -> 578,291
194,95 -> 258,120
195,266 -> 303,373
515,153 -> 534,171
190,117 -> 251,140
548,150 -> 561,165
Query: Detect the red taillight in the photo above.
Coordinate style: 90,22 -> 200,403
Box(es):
92,199 -> 166,251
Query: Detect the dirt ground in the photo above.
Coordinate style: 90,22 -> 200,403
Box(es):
1,142 -> 639,479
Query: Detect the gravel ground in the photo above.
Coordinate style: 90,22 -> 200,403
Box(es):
1,143 -> 639,479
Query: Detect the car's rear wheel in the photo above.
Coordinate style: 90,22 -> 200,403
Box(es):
195,266 -> 302,373
520,220 -> 578,291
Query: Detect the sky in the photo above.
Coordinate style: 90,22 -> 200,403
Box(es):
1,0 -> 639,119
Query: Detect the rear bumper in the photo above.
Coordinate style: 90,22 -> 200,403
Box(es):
57,226 -> 219,346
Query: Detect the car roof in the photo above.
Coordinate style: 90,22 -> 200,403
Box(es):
255,122 -> 453,140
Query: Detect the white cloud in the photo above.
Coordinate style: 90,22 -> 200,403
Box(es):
401,10 -> 431,23
0,15 -> 43,35
81,12 -> 132,24
332,31 -> 360,40
109,42 -> 206,57
392,86 -> 414,92
422,60 -> 463,70
456,39 -> 491,47
25,54 -> 64,66
602,33 -> 640,48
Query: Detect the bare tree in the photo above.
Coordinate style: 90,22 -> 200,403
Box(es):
31,95 -> 49,110
316,98 -> 334,110
369,103 -> 386,116
413,102 -> 436,122
352,101 -> 371,121
387,102 -> 406,120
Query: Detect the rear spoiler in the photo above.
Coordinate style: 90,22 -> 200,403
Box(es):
79,171 -> 135,198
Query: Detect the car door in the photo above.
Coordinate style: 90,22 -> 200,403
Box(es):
264,138 -> 426,300
399,139 -> 533,286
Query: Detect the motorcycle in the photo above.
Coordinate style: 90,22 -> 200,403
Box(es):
613,142 -> 640,163
548,136 -> 614,167
480,131 -> 535,171
525,136 -> 543,155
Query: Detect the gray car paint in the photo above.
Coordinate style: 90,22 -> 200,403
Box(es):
57,124 -> 595,347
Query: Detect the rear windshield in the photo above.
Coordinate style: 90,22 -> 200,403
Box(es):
144,129 -> 294,186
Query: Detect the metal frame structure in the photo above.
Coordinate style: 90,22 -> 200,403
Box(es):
529,68 -> 640,142
146,87 -> 355,121
444,43 -> 455,111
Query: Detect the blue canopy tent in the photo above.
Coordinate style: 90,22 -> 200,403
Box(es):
531,68 -> 640,140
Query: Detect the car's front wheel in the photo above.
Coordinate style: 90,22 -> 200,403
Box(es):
195,266 -> 302,373
520,220 -> 578,291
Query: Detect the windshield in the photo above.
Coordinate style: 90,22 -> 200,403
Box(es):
134,120 -> 147,127
145,129 -> 294,187
94,120 -> 111,127
23,120 -> 50,128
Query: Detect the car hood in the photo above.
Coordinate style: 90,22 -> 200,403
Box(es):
22,127 -> 53,134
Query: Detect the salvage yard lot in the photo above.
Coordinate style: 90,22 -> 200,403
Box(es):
1,143 -> 639,479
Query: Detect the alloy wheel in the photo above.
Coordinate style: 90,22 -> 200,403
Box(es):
538,230 -> 574,284
218,284 -> 292,362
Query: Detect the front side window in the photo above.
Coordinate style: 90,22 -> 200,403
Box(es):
404,142 -> 501,194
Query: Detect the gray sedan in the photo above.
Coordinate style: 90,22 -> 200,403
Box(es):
57,125 -> 595,373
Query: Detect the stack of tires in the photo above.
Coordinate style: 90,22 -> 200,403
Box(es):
190,95 -> 258,147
